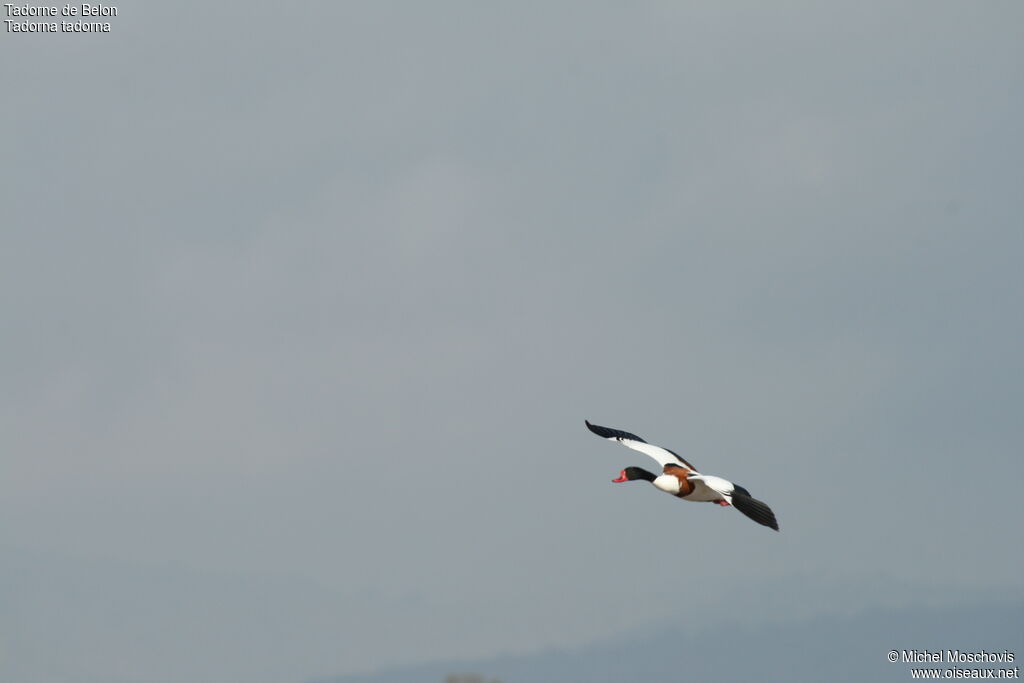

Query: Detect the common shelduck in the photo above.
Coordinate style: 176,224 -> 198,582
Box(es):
586,420 -> 779,531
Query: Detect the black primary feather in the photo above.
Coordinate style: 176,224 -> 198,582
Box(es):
731,491 -> 780,531
585,420 -> 648,443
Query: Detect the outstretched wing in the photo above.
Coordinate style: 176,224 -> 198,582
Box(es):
585,420 -> 699,472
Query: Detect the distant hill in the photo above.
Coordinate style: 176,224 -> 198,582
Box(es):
312,601 -> 1023,683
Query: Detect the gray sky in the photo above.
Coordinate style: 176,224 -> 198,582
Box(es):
2,3 -> 1022,682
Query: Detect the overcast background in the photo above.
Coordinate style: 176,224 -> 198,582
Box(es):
2,3 -> 1022,682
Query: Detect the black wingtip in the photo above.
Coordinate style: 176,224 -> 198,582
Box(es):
732,492 -> 780,531
585,420 -> 647,443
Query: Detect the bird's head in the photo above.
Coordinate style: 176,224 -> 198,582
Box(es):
612,466 -> 657,483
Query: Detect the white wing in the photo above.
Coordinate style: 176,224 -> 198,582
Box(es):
585,420 -> 699,472
686,474 -> 734,502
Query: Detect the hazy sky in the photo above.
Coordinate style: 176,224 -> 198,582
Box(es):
2,3 -> 1022,682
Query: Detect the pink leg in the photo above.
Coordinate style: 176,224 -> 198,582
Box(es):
715,500 -> 730,507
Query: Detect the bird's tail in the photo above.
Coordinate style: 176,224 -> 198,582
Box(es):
732,492 -> 779,531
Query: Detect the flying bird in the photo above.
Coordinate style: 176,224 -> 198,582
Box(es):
585,420 -> 779,531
